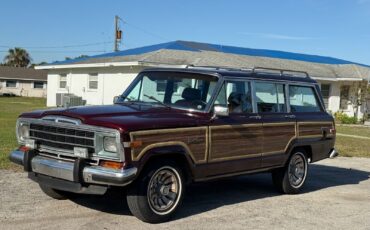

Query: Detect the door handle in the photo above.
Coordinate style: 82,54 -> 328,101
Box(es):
284,114 -> 296,119
249,115 -> 262,119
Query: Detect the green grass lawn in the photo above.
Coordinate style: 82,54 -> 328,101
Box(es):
0,97 -> 369,169
0,97 -> 46,169
335,125 -> 370,158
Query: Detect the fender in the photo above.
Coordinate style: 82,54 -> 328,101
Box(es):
131,142 -> 197,180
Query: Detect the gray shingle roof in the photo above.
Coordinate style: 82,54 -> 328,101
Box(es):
62,49 -> 370,80
0,66 -> 47,81
41,40 -> 370,81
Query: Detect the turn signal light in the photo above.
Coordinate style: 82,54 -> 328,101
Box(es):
130,140 -> 143,148
99,160 -> 124,170
19,146 -> 30,152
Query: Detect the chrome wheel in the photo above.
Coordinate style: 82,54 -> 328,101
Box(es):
288,152 -> 307,188
147,166 -> 182,215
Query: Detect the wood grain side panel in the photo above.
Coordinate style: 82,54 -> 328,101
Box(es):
298,122 -> 334,138
262,123 -> 296,155
130,127 -> 208,163
209,125 -> 263,161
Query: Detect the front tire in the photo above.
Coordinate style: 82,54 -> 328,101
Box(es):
127,161 -> 184,223
272,150 -> 308,194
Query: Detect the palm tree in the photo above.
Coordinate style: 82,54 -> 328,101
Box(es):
3,47 -> 32,67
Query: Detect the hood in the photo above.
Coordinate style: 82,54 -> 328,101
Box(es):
20,103 -> 211,132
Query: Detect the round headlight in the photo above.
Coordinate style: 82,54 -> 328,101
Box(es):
18,123 -> 29,141
103,136 -> 117,153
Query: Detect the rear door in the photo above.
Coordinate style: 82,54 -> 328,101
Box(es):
288,84 -> 335,162
254,81 -> 296,167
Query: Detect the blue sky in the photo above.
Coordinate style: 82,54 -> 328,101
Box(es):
1,0 -> 369,64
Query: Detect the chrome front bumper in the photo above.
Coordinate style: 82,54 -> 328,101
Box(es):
9,150 -> 137,188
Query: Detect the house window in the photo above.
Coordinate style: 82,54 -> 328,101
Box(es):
6,80 -> 17,88
88,73 -> 98,90
33,81 -> 44,89
320,84 -> 330,108
340,85 -> 350,110
59,74 -> 67,89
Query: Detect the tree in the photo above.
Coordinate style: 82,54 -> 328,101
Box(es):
3,47 -> 32,67
29,62 -> 47,68
65,55 -> 88,60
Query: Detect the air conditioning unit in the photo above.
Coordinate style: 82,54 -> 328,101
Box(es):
63,95 -> 84,107
56,93 -> 73,107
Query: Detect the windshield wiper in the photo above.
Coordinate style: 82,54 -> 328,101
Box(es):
144,94 -> 171,109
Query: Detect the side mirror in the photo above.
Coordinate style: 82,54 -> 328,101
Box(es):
213,105 -> 229,117
113,96 -> 120,103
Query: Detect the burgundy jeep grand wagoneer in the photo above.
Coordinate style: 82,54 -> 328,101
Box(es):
10,67 -> 337,223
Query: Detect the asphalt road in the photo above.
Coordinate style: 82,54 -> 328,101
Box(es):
1,157 -> 370,230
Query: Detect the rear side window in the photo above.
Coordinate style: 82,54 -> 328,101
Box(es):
289,85 -> 321,112
255,82 -> 286,113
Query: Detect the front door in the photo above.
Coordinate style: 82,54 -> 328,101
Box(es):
207,79 -> 263,177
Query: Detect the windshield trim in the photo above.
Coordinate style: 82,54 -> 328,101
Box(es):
117,71 -> 223,113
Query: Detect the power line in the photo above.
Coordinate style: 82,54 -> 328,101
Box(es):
0,50 -> 106,53
0,41 -> 113,49
119,18 -> 168,41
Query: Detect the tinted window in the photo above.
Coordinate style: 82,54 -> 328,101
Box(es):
255,82 -> 286,113
122,72 -> 218,111
215,80 -> 252,114
289,85 -> 321,112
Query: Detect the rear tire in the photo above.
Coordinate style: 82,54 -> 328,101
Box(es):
272,149 -> 308,194
127,160 -> 184,223
39,184 -> 69,200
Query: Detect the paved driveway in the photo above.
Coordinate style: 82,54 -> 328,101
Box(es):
1,157 -> 369,230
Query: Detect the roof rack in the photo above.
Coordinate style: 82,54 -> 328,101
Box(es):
185,65 -> 310,78
251,67 -> 310,78
185,64 -> 251,72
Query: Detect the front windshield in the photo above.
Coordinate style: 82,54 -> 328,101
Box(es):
117,71 -> 219,111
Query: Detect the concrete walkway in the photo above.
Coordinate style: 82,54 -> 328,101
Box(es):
336,133 -> 370,140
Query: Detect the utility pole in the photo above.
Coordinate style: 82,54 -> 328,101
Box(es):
114,15 -> 122,52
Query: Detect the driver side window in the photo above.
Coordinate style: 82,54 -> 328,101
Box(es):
215,80 -> 252,114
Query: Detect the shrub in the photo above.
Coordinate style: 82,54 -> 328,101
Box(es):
334,112 -> 358,124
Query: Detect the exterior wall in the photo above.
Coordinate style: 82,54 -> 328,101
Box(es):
44,65 -> 368,121
0,79 -> 47,97
46,66 -> 145,107
317,80 -> 367,120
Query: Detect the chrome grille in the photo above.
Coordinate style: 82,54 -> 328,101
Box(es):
29,123 -> 95,154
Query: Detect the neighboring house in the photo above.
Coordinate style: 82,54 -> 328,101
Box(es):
35,40 -> 370,120
0,66 -> 47,97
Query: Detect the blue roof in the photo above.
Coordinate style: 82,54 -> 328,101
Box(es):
50,40 -> 369,67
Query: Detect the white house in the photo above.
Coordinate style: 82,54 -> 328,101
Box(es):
36,40 -> 370,120
0,66 -> 47,97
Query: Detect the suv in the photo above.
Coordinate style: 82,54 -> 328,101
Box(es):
10,67 -> 337,223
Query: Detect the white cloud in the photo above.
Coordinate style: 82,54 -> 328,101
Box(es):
240,32 -> 318,41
